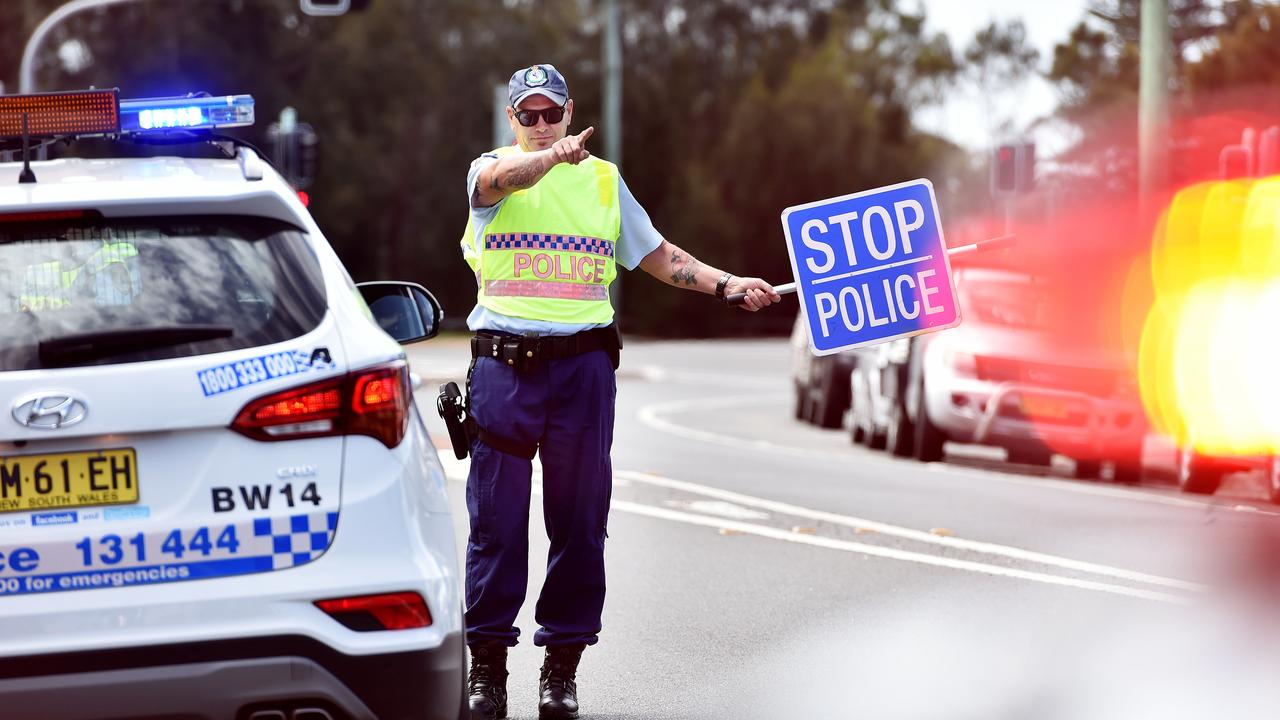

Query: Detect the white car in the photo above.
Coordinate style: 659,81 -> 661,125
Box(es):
0,91 -> 463,719
904,267 -> 1147,481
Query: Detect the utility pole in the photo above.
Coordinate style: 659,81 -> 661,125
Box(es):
1138,0 -> 1170,218
603,0 -> 623,312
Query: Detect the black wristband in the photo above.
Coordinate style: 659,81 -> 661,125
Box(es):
715,272 -> 733,300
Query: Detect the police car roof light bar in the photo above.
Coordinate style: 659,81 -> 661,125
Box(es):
118,94 -> 255,134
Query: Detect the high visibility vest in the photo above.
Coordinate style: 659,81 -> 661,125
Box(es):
464,145 -> 621,325
18,241 -> 138,310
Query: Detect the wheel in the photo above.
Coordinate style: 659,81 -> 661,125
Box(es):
911,374 -> 945,462
849,380 -> 868,444
1073,459 -> 1102,479
1007,448 -> 1053,467
866,428 -> 887,450
885,398 -> 914,457
793,382 -> 807,422
1177,445 -> 1223,495
810,357 -> 848,429
1110,445 -> 1144,486
1265,454 -> 1280,504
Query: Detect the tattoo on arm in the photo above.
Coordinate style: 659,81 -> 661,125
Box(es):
669,249 -> 702,286
497,156 -> 545,190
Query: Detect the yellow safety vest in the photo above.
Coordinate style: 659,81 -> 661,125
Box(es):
462,145 -> 620,325
18,241 -> 138,310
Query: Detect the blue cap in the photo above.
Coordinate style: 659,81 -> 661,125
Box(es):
508,64 -> 569,108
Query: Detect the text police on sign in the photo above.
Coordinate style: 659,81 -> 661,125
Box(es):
783,179 -> 960,355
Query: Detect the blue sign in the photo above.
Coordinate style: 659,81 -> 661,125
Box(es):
782,179 -> 960,355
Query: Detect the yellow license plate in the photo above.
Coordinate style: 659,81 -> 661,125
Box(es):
0,449 -> 138,513
1020,396 -> 1070,419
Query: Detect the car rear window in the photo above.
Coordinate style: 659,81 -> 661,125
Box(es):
0,215 -> 326,370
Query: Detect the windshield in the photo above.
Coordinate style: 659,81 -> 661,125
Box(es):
958,273 -> 1060,329
0,215 -> 326,371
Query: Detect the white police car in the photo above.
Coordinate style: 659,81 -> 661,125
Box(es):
0,90 -> 463,720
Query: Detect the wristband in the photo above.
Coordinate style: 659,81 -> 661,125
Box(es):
715,273 -> 733,301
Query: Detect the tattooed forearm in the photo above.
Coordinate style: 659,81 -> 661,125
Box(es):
496,156 -> 547,190
669,250 -> 701,286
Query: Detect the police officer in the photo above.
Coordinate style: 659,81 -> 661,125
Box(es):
462,63 -> 778,720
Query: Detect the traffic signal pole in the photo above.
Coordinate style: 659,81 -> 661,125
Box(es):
603,0 -> 623,313
1139,0 -> 1170,217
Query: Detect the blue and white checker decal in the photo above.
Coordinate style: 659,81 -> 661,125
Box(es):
196,347 -> 339,397
0,510 -> 342,597
255,511 -> 340,570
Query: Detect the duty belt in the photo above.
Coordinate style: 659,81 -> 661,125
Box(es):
470,324 -> 621,372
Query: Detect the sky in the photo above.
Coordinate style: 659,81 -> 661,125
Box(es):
915,0 -> 1092,153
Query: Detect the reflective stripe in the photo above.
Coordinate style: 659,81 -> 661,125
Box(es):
484,232 -> 615,258
485,279 -> 609,301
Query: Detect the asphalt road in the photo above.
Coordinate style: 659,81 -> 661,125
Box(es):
408,337 -> 1280,720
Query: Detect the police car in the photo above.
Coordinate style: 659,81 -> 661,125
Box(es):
0,90 -> 463,720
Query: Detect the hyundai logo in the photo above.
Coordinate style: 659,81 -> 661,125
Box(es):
12,394 -> 88,430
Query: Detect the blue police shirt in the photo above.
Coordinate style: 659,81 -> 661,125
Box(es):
465,151 -> 663,336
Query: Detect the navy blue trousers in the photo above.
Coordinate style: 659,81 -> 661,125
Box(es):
464,349 -> 614,647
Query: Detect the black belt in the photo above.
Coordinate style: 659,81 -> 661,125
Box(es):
470,324 -> 621,371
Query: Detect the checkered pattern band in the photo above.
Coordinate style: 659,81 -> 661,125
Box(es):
484,279 -> 609,301
484,233 -> 615,258
254,511 -> 339,570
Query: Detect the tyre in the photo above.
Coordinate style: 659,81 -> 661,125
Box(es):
793,382 -> 807,422
885,398 -> 914,457
911,374 -> 945,462
1007,448 -> 1053,467
849,381 -> 868,445
1073,459 -> 1101,479
810,357 -> 848,429
1112,461 -> 1143,486
1177,445 -> 1223,495
1110,445 -> 1144,485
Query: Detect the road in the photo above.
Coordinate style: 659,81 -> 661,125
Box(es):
408,337 -> 1280,720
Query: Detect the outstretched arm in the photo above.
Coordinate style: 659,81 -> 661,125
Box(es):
638,239 -> 779,311
472,127 -> 595,207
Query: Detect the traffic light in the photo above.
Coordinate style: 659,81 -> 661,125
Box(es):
295,122 -> 319,190
991,142 -> 1035,197
266,108 -> 320,190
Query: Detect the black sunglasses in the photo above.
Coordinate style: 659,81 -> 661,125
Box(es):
513,105 -> 567,127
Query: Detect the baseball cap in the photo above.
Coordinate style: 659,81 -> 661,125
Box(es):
508,64 -> 569,108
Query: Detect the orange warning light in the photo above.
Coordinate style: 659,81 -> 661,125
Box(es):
0,89 -> 120,139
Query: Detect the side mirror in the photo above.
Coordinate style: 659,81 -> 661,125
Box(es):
356,281 -> 444,344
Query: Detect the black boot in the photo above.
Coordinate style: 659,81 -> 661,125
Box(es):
467,642 -> 509,720
538,643 -> 585,720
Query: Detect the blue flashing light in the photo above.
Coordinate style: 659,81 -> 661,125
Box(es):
119,94 -> 255,133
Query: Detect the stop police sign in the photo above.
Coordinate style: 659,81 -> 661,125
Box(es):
782,179 -> 960,355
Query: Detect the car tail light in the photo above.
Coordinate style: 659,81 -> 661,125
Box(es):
315,591 -> 432,631
231,361 -> 411,448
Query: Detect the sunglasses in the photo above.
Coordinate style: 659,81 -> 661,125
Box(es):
513,105 -> 567,127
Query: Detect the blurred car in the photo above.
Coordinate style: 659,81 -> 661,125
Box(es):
0,91 -> 463,720
789,314 -> 859,429
891,267 -> 1147,480
1175,446 -> 1280,501
848,339 -> 912,455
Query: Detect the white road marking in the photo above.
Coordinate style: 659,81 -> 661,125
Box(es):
437,454 -> 1198,602
667,500 -> 771,521
615,470 -> 1204,593
612,500 -> 1188,604
637,394 -> 1280,517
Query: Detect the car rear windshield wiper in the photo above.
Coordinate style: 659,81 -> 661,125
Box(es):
38,325 -> 234,368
